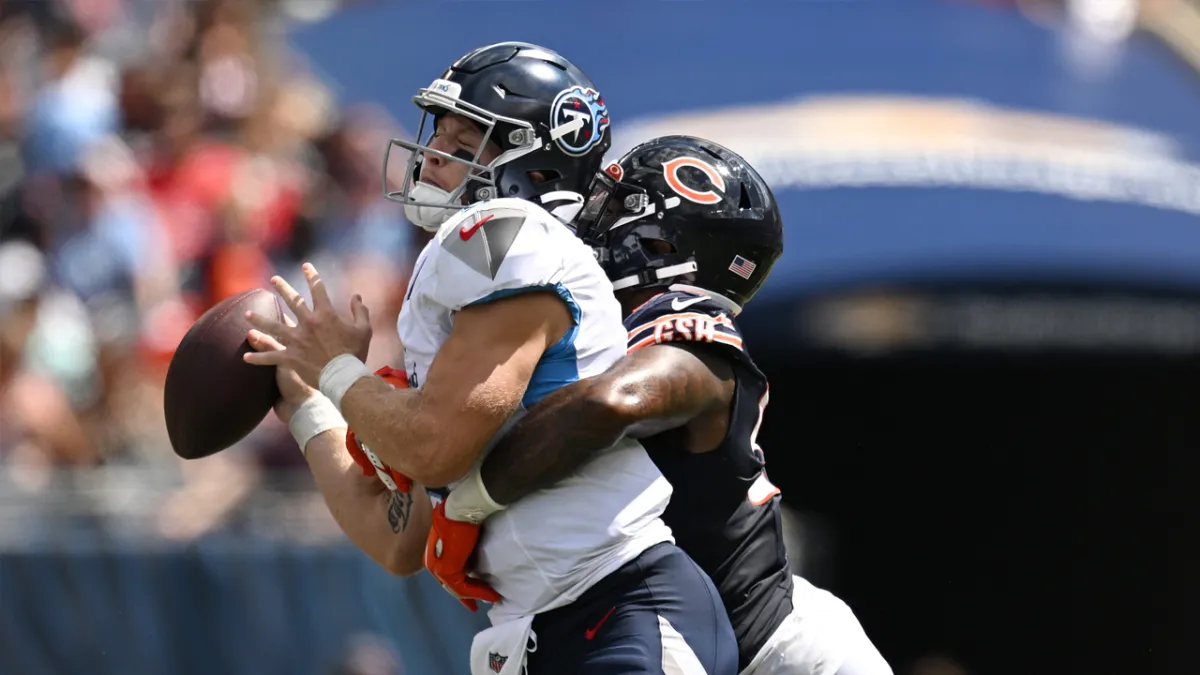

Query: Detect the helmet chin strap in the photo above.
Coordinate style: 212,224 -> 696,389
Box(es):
609,261 -> 698,291
407,183 -> 586,232
539,191 -> 584,223
404,182 -> 460,231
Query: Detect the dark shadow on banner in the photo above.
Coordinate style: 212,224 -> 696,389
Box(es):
741,285 -> 1200,675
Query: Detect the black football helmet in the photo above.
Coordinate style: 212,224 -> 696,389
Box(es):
575,135 -> 783,312
384,42 -> 612,231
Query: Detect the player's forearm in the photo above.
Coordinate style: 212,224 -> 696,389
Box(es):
338,377 -> 452,486
481,345 -> 728,506
480,377 -> 628,505
302,428 -> 430,576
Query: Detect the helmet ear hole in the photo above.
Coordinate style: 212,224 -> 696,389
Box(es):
529,169 -> 560,184
738,183 -> 753,210
639,237 -> 675,255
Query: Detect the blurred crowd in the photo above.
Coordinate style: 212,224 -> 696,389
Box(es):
0,0 -> 423,541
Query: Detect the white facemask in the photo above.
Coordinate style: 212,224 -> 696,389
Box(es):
403,182 -> 461,231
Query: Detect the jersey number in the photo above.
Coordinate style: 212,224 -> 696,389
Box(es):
747,386 -> 780,506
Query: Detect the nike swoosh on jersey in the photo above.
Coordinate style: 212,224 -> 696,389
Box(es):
585,606 -> 617,640
459,213 -> 494,240
671,296 -> 709,311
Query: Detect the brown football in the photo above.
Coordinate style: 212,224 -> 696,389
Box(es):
164,288 -> 283,459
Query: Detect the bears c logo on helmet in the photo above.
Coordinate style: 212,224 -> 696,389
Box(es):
663,156 -> 726,205
550,86 -> 610,156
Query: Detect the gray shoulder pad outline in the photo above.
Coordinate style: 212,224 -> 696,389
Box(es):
441,206 -> 532,280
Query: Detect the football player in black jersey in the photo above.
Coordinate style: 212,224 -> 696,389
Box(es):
430,135 -> 893,675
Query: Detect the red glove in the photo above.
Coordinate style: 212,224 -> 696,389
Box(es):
344,366 -> 413,493
424,500 -> 501,612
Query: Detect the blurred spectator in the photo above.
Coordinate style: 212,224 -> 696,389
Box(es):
0,239 -> 99,474
0,0 -> 420,541
20,14 -> 119,176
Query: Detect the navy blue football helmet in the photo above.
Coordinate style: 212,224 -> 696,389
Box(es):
384,42 -> 612,230
575,135 -> 783,311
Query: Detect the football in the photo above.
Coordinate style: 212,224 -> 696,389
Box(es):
164,288 -> 284,459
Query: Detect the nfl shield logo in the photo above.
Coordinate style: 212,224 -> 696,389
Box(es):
488,652 -> 508,673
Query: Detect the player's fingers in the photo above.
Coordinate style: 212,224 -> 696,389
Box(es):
243,348 -> 286,366
271,275 -> 310,317
245,311 -> 291,341
246,329 -> 285,352
350,294 -> 370,328
302,263 -> 334,313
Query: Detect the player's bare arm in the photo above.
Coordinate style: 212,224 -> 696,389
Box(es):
299,428 -> 431,575
481,342 -> 735,505
246,320 -> 432,576
245,264 -> 568,486
339,290 -> 573,487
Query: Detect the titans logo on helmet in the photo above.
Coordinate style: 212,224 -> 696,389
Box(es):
549,86 -> 610,157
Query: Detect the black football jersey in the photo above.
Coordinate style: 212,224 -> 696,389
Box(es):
624,289 -> 793,670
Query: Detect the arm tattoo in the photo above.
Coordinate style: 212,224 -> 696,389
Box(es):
481,344 -> 731,505
386,490 -> 412,533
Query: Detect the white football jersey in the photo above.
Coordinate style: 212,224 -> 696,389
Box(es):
397,198 -> 673,622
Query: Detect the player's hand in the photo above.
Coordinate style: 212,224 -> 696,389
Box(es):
243,263 -> 372,389
425,500 -> 501,612
246,314 -> 318,425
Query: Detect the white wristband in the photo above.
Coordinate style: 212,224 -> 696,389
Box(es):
288,394 -> 346,454
443,461 -> 506,524
318,353 -> 373,412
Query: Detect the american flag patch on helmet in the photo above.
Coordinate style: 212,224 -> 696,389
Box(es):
728,255 -> 757,279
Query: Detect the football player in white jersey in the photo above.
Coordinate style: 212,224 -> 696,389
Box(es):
243,43 -> 737,675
